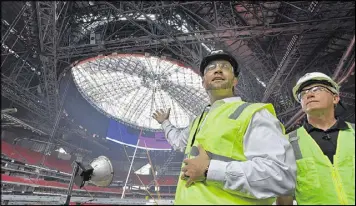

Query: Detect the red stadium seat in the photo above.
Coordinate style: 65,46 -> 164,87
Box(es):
159,176 -> 178,186
1,174 -> 123,194
128,174 -> 179,187
1,141 -> 24,162
2,141 -> 73,173
13,145 -> 44,165
44,156 -> 72,173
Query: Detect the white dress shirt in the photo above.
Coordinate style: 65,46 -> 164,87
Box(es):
161,97 -> 296,199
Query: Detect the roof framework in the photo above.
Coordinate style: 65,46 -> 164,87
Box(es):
1,1 -> 355,137
71,54 -> 208,130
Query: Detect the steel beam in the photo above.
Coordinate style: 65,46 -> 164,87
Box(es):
1,74 -> 48,119
262,35 -> 300,102
261,1 -> 324,113
1,4 -> 27,44
125,1 -> 201,65
72,1 -> 202,17
102,2 -> 199,68
261,1 -> 321,102
57,17 -> 352,60
332,35 -> 355,80
1,114 -> 47,136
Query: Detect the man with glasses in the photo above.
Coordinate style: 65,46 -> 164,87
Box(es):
277,72 -> 355,205
153,50 -> 296,205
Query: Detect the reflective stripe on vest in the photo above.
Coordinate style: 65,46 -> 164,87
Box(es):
289,130 -> 303,160
228,102 -> 252,119
190,146 -> 235,162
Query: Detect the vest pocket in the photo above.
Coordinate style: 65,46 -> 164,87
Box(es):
296,157 -> 321,191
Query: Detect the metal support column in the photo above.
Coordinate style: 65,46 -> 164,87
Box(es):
121,139 -> 140,199
36,72 -> 72,179
64,162 -> 80,205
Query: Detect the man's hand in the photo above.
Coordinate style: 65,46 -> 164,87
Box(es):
181,144 -> 210,187
152,108 -> 171,124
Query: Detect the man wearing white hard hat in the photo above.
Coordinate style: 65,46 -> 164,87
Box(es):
277,72 -> 355,205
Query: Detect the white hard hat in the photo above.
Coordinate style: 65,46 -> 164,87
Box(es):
292,72 -> 340,102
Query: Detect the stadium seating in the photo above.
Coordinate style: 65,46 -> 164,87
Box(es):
1,140 -> 177,196
1,174 -> 123,193
13,145 -> 43,165
130,174 -> 178,186
1,141 -> 26,162
157,176 -> 178,186
1,140 -> 72,173
44,155 -> 73,173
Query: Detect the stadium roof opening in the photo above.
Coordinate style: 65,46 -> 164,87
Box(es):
72,53 -> 209,132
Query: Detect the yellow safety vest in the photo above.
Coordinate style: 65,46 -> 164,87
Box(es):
289,123 -> 355,205
174,101 -> 281,205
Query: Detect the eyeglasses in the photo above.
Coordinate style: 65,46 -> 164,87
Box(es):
297,86 -> 333,101
204,62 -> 233,74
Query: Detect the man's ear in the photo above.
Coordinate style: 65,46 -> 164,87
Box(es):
233,77 -> 238,87
333,94 -> 340,105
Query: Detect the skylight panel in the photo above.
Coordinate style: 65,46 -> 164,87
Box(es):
72,54 -> 209,130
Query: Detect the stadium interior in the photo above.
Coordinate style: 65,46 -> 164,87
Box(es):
1,1 -> 355,205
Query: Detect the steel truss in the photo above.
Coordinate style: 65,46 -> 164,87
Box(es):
54,2 -> 355,123
57,17 -> 351,59
2,1 -> 355,141
258,2 -> 354,122
1,75 -> 47,119
262,1 -> 345,102
35,1 -> 68,120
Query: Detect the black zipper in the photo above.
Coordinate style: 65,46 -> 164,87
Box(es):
190,106 -> 209,147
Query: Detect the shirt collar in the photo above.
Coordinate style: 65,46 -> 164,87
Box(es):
206,96 -> 242,111
221,96 -> 242,103
303,118 -> 349,132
